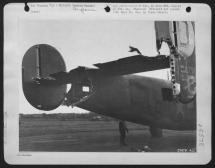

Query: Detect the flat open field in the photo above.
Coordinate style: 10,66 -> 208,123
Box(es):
19,117 -> 196,152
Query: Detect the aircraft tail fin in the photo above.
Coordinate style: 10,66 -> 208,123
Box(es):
22,44 -> 67,111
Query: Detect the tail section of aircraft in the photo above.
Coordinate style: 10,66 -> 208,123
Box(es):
22,21 -> 196,111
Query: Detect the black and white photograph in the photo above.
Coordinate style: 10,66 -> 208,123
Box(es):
4,3 -> 211,164
20,20 -> 197,152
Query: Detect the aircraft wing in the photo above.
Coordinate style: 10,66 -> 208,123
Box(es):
94,55 -> 170,76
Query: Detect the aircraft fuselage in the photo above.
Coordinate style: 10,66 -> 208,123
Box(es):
77,75 -> 196,130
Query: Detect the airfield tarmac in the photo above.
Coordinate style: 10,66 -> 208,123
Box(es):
19,117 -> 196,152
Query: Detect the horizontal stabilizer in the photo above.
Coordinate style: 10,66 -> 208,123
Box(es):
94,55 -> 170,76
44,66 -> 97,84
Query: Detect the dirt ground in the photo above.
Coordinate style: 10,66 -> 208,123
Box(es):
19,118 -> 196,152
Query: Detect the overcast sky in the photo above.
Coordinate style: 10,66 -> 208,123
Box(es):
16,19 -> 169,114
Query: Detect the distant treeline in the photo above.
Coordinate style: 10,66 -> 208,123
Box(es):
19,112 -> 115,121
